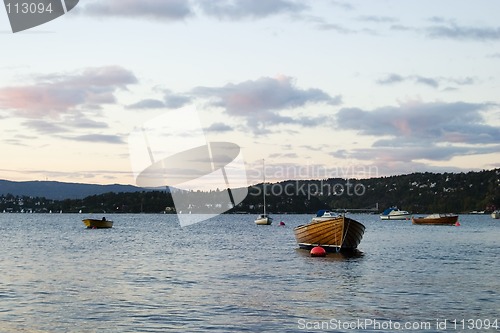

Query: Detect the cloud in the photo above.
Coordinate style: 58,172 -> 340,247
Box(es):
198,0 -> 307,20
426,24 -> 500,41
336,101 -> 497,143
0,66 -> 137,118
329,1 -> 354,11
126,90 -> 192,110
204,122 -> 233,133
377,74 -> 405,85
334,101 -> 500,167
63,114 -> 109,129
414,76 -> 439,88
126,99 -> 166,110
80,0 -> 307,21
80,0 -> 193,21
376,74 -> 475,89
66,134 -> 124,144
316,22 -> 355,33
191,76 -> 340,133
358,16 -> 398,23
194,76 -> 339,115
390,24 -> 412,31
334,146 -> 500,170
22,120 -> 69,134
164,91 -> 192,109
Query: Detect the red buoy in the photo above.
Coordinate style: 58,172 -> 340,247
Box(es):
310,246 -> 326,257
455,221 -> 461,226
279,221 -> 285,226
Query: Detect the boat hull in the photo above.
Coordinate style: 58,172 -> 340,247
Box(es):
82,219 -> 113,228
255,217 -> 272,225
293,216 -> 365,252
380,213 -> 411,220
412,215 -> 458,225
491,211 -> 500,219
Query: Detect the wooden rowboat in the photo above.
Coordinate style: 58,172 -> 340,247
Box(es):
82,218 -> 113,229
411,213 -> 458,225
294,213 -> 365,252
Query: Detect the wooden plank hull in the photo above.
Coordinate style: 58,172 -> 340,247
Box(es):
293,216 -> 365,252
412,215 -> 458,225
82,219 -> 113,228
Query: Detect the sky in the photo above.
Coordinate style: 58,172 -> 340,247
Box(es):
1,0 -> 499,188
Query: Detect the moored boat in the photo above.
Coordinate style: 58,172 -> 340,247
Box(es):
294,211 -> 365,252
491,210 -> 500,219
311,210 -> 340,222
82,218 -> 113,228
255,214 -> 273,225
380,207 -> 411,220
411,213 -> 458,225
255,159 -> 272,225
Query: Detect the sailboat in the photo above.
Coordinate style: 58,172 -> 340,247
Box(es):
255,159 -> 273,225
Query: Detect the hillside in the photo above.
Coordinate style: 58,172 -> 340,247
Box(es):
0,169 -> 499,214
0,179 -> 152,200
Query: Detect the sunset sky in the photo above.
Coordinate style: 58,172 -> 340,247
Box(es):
1,0 -> 499,188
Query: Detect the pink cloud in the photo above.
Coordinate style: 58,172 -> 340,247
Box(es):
0,66 -> 137,118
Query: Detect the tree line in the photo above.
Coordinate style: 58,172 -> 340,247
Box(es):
1,169 -> 498,214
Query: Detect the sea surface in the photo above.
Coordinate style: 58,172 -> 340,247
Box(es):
0,213 -> 498,332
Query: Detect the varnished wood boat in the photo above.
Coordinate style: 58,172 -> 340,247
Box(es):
82,218 -> 113,228
411,213 -> 458,225
294,212 -> 365,252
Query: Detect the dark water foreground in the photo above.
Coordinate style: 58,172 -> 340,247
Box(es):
0,213 -> 498,332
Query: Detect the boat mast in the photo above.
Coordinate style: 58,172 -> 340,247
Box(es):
262,159 -> 266,216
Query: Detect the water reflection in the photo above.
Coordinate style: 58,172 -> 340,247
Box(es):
0,213 -> 498,332
294,248 -> 364,262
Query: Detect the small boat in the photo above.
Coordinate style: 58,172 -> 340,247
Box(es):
491,210 -> 500,219
294,211 -> 365,252
380,207 -> 411,220
82,218 -> 113,228
412,213 -> 458,225
311,210 -> 340,222
255,214 -> 273,225
255,159 -> 272,225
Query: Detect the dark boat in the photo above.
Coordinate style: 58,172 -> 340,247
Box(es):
412,213 -> 458,225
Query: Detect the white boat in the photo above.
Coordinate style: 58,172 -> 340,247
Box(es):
255,159 -> 272,225
311,210 -> 341,222
255,214 -> 273,225
492,210 -> 500,219
380,207 -> 411,220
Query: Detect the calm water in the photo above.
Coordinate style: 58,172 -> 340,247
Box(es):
0,213 -> 498,332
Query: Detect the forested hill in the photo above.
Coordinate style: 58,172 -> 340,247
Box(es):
307,168 -> 500,213
0,169 -> 499,214
0,179 -> 154,200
